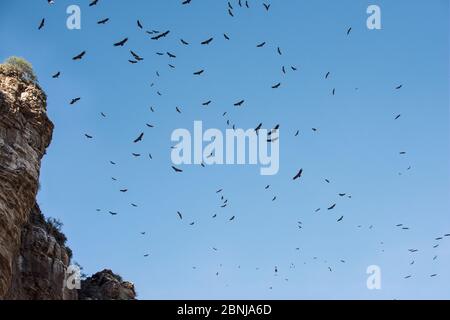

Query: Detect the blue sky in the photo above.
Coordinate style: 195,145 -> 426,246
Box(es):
1,0 -> 449,299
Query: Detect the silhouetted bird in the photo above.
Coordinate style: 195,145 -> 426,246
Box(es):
234,100 -> 245,107
172,166 -> 183,173
151,30 -> 170,40
201,37 -> 214,45
114,38 -> 128,47
38,18 -> 45,30
133,132 -> 144,143
97,18 -> 109,24
72,51 -> 86,60
70,97 -> 81,105
293,169 -> 303,180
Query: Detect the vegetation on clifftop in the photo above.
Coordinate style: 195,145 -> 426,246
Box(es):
1,56 -> 38,84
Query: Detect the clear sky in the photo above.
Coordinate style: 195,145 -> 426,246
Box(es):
1,0 -> 449,299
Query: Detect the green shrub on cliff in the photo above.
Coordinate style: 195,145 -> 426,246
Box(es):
2,56 -> 38,83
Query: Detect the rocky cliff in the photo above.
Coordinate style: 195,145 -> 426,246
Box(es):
79,269 -> 136,300
4,204 -> 77,300
0,64 -> 135,300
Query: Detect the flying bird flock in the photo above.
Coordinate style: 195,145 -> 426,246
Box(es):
30,0 -> 449,298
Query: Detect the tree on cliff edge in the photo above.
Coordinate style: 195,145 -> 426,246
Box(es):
2,56 -> 38,83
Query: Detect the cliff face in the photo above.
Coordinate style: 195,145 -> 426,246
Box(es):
0,65 -> 136,300
4,204 -> 77,300
0,65 -> 55,299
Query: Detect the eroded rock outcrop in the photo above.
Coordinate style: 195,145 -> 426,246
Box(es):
0,64 -> 136,300
79,270 -> 136,300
